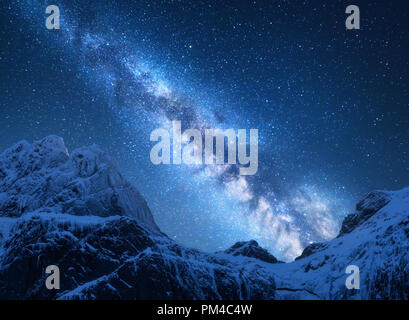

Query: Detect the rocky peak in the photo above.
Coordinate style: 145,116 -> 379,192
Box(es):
294,242 -> 328,261
295,190 -> 394,261
224,240 -> 281,264
337,190 -> 392,237
0,136 -> 158,231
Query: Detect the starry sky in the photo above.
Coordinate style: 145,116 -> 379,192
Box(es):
0,0 -> 408,261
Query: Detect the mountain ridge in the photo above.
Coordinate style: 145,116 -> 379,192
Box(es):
0,136 -> 408,299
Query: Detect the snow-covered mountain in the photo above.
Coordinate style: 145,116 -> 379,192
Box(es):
272,187 -> 409,299
0,135 -> 157,229
0,136 -> 407,299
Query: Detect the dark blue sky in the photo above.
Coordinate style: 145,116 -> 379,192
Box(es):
0,0 -> 408,261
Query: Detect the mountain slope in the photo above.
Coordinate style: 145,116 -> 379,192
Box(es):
0,136 -> 408,299
271,187 -> 409,299
0,135 -> 157,229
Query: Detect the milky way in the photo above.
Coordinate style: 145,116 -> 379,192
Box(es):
1,0 -> 408,261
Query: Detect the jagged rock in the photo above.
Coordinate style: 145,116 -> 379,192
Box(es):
295,242 -> 328,261
296,190 -> 394,261
0,136 -> 408,300
0,212 -> 277,300
224,240 -> 281,264
0,135 -> 158,231
338,191 -> 392,237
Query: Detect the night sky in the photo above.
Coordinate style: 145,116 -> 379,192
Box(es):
0,0 -> 408,261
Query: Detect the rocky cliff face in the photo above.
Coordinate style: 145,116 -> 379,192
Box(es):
0,137 -> 408,299
337,190 -> 392,236
273,187 -> 409,299
224,240 -> 282,264
0,136 -> 157,230
0,213 -> 277,299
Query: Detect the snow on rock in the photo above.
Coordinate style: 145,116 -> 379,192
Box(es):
223,240 -> 282,264
338,190 -> 392,236
0,211 -> 276,299
272,187 -> 409,299
0,136 -> 158,231
0,136 -> 408,300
